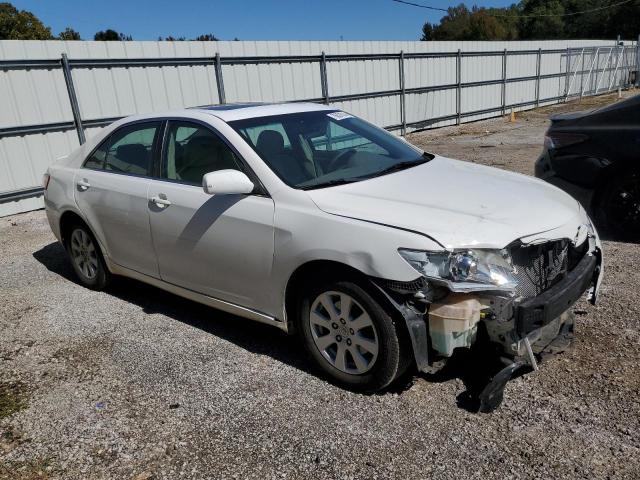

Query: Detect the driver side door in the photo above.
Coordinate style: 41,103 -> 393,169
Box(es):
147,120 -> 275,312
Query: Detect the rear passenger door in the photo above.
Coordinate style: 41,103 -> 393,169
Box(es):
75,121 -> 162,278
147,120 -> 275,311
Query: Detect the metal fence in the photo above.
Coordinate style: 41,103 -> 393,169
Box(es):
1,38 -> 638,216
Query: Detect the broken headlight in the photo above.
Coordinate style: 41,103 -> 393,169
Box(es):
398,248 -> 518,292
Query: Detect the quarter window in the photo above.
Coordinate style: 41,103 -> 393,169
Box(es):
162,121 -> 243,184
84,141 -> 108,170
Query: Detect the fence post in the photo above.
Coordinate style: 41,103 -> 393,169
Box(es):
535,48 -> 542,107
320,51 -> 329,105
456,49 -> 461,125
60,53 -> 85,145
564,47 -> 570,100
399,50 -> 406,136
579,49 -> 585,96
214,53 -> 226,104
501,49 -> 507,116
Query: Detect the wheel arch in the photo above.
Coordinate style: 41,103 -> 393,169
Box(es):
283,260 -> 414,358
59,210 -> 90,247
590,161 -> 639,212
58,210 -> 108,265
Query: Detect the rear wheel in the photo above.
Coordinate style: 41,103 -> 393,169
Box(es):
596,169 -> 640,238
65,223 -> 111,290
299,280 -> 410,392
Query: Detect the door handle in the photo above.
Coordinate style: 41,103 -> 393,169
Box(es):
77,179 -> 90,191
150,195 -> 171,208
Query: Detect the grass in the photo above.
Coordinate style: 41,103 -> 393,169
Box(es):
0,459 -> 54,480
0,381 -> 28,419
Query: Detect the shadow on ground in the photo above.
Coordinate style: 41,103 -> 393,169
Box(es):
33,241 -> 508,411
32,242 -> 312,373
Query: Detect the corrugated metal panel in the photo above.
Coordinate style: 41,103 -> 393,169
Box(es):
1,38 -> 637,216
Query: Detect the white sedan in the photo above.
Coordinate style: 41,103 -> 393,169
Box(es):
43,103 -> 602,404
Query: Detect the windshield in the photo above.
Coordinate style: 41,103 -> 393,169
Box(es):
229,110 -> 433,189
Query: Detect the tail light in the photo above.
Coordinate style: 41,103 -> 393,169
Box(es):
42,173 -> 50,190
544,132 -> 588,150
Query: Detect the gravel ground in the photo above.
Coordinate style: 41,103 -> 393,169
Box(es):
2,92 -> 640,480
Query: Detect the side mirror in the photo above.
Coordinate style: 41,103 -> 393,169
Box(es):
202,169 -> 255,195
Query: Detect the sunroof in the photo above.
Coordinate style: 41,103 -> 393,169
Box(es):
194,102 -> 271,111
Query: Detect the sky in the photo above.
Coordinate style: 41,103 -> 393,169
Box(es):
10,0 -> 516,41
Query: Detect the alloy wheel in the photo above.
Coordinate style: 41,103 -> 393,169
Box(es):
70,228 -> 99,280
309,291 -> 379,375
606,172 -> 640,233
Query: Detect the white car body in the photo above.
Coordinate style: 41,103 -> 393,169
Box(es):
43,102 -> 603,397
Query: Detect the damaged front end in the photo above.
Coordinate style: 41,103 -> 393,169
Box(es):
376,224 -> 602,412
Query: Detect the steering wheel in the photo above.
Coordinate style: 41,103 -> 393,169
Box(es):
327,148 -> 357,171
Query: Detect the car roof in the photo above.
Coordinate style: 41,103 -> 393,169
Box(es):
191,102 -> 336,122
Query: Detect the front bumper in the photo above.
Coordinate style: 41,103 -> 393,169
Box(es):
515,252 -> 598,336
380,227 -> 603,374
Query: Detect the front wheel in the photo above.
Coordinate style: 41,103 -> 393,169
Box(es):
299,280 -> 410,392
595,169 -> 640,238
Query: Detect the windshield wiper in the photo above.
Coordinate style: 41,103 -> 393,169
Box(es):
300,154 -> 432,190
364,157 -> 430,178
300,178 -> 361,190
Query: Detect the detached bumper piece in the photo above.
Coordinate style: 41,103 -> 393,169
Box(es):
515,254 -> 597,336
478,359 -> 526,413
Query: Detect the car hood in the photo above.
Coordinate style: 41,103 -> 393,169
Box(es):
306,156 -> 585,249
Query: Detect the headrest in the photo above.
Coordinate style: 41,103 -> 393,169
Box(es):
184,135 -> 218,166
116,143 -> 146,159
256,130 -> 285,154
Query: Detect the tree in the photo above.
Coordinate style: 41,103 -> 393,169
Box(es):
601,0 -> 640,39
418,0 -> 640,41
420,4 -> 518,41
58,27 -> 81,40
421,22 -> 434,41
468,7 -> 519,40
94,29 -> 132,41
0,2 -> 53,39
518,0 -> 565,39
428,4 -> 473,40
193,33 -> 218,41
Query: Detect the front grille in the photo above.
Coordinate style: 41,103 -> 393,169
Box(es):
383,276 -> 428,293
510,240 -> 570,298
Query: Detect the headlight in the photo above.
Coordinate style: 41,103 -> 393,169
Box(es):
398,248 -> 518,292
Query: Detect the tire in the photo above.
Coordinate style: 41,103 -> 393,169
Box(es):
65,222 -> 111,290
595,169 -> 640,239
299,279 -> 410,392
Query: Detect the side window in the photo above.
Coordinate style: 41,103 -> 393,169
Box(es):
103,122 -> 160,175
163,121 -> 243,184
